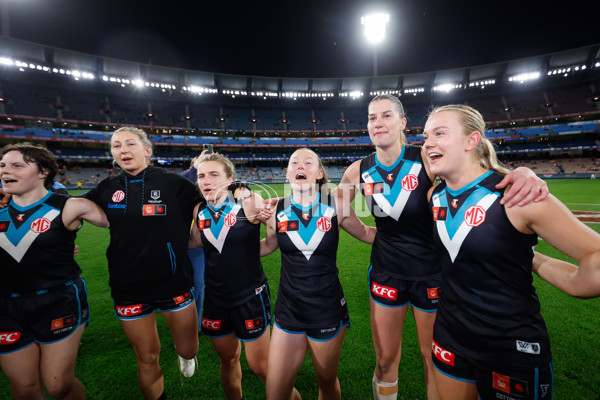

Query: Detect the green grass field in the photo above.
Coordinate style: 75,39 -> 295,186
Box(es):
1,179 -> 599,399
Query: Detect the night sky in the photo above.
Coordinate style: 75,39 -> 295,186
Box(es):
3,0 -> 598,78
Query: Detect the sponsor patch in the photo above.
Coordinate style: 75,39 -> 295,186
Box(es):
201,318 -> 221,331
492,371 -> 529,397
464,205 -> 486,227
142,204 -> 167,216
224,212 -> 237,227
516,340 -> 541,355
427,287 -> 440,299
401,174 -> 418,191
30,217 -> 51,233
0,331 -> 21,345
432,339 -> 455,366
116,304 -> 143,317
111,190 -> 125,202
371,282 -> 397,300
316,216 -> 332,232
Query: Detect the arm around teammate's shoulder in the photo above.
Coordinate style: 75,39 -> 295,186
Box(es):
63,197 -> 109,230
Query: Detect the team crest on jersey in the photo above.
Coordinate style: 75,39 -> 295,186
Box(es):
111,190 -> 125,202
150,190 -> 160,200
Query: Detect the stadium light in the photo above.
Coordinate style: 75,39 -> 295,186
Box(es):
361,13 -> 390,76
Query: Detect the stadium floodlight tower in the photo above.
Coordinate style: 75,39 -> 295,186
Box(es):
361,13 -> 390,77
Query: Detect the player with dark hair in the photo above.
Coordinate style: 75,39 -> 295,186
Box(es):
0,142 -> 108,399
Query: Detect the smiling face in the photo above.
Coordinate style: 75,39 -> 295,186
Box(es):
423,110 -> 480,180
367,98 -> 407,150
197,160 -> 233,204
0,150 -> 48,195
110,130 -> 151,175
286,149 -> 324,193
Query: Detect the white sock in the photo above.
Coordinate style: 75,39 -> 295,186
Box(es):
373,374 -> 398,400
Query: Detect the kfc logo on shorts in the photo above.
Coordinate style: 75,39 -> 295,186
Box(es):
30,218 -> 51,233
111,190 -> 125,202
401,174 -> 418,191
116,304 -> 143,317
0,331 -> 21,345
201,318 -> 222,331
371,282 -> 397,300
316,216 -> 332,232
465,205 -> 486,227
427,287 -> 440,299
224,213 -> 237,227
432,339 -> 455,366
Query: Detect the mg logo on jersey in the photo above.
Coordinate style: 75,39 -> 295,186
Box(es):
371,282 -> 397,300
224,212 -> 237,227
0,331 -> 21,345
30,218 -> 51,233
401,174 -> 418,191
116,305 -> 142,317
316,216 -> 332,232
111,190 -> 125,202
432,339 -> 455,366
465,205 -> 486,227
201,318 -> 221,330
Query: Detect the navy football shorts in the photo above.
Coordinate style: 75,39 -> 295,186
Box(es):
113,287 -> 195,320
0,277 -> 89,354
201,284 -> 272,341
368,265 -> 440,311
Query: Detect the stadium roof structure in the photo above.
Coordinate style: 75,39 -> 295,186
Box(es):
1,36 -> 599,104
